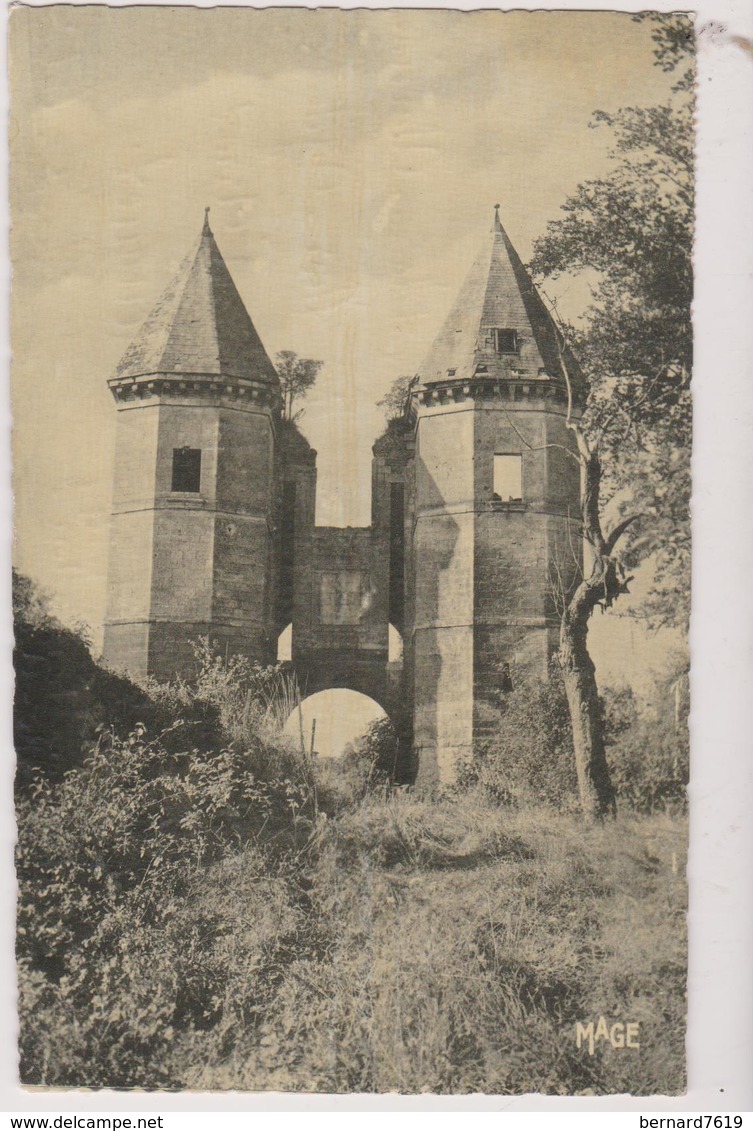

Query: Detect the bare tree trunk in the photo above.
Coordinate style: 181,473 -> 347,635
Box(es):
558,446 -> 635,820
559,582 -> 616,821
540,326 -> 642,820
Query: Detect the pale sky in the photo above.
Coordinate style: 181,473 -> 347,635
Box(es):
282,689 -> 387,760
10,7 -> 681,683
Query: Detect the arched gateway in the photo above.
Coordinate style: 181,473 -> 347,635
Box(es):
103,207 -> 584,788
282,689 -> 389,762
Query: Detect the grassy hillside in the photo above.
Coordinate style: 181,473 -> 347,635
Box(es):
14,576 -> 687,1094
18,759 -> 686,1093
185,797 -> 686,1095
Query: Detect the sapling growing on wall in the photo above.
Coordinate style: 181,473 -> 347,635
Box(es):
276,350 -> 324,422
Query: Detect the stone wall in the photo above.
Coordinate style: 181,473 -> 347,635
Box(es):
412,405 -> 475,786
104,381 -> 579,791
104,392 -> 277,681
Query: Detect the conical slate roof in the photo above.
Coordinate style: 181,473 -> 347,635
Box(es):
417,207 -> 586,400
115,212 -> 279,384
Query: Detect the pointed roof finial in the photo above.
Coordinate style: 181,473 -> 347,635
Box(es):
415,205 -> 587,402
114,212 -> 279,386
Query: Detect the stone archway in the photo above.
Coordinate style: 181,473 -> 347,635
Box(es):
285,638 -> 414,782
282,688 -> 389,760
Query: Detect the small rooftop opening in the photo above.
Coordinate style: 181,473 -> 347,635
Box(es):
494,329 -> 519,355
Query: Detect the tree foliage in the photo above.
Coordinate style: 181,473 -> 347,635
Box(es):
12,571 -> 222,791
275,350 -> 324,421
465,668 -> 578,810
530,12 -> 694,628
378,374 -> 415,422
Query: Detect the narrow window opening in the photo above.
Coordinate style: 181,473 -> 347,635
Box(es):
494,328 -> 519,354
492,454 -> 523,502
277,623 -> 293,663
388,624 -> 404,664
172,447 -> 201,493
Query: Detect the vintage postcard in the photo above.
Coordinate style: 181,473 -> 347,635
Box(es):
10,6 -> 695,1095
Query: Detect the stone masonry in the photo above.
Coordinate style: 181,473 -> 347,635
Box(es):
103,206 -> 584,785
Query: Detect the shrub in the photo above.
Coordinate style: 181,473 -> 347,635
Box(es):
338,716 -> 400,800
602,687 -> 688,813
462,666 -> 578,810
16,724 -> 314,1087
176,638 -> 279,734
461,667 -> 688,816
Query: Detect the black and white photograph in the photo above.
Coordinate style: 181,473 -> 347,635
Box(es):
8,4 -> 705,1097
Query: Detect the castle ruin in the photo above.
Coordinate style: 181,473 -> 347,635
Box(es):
103,207 -> 584,785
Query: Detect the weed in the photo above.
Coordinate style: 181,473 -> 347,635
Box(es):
15,592 -> 686,1094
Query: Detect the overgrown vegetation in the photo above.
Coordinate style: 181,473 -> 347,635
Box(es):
12,570 -> 223,792
15,580 -> 686,1093
466,667 -> 688,817
522,13 -> 694,818
530,13 -> 693,631
340,716 -> 400,800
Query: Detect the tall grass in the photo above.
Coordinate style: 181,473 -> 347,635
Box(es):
186,796 -> 686,1095
15,621 -> 686,1094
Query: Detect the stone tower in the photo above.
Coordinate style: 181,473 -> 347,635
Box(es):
408,207 -> 586,785
103,211 -> 280,680
101,207 -> 585,787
